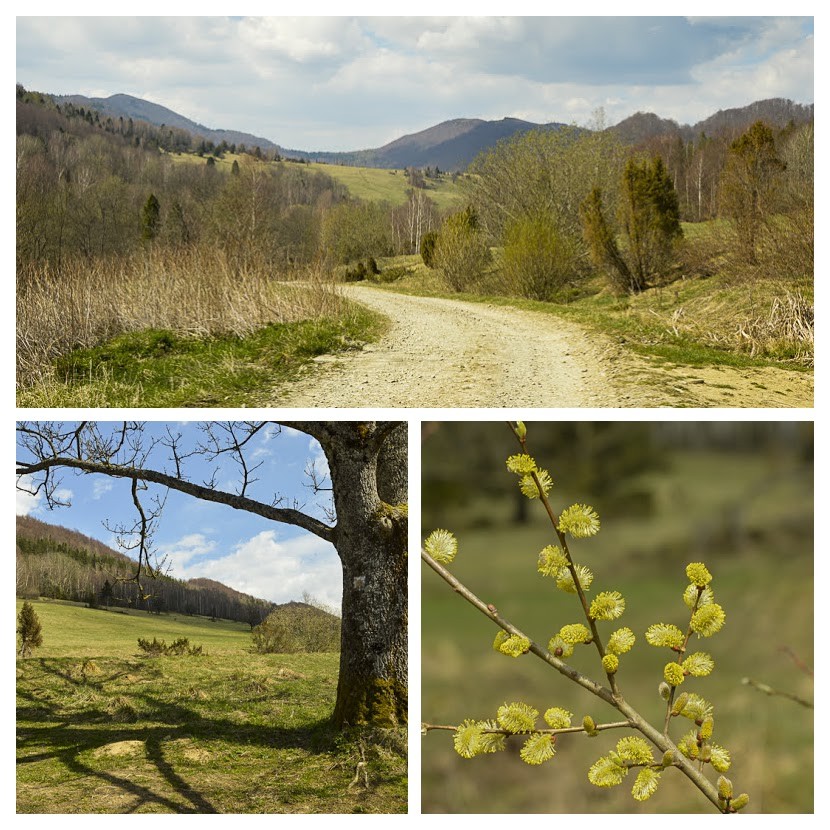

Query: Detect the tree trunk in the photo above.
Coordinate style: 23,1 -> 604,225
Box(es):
314,423 -> 408,728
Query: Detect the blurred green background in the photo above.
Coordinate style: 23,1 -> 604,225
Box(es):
421,421 -> 813,814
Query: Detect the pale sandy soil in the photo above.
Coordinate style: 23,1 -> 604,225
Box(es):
271,285 -> 813,409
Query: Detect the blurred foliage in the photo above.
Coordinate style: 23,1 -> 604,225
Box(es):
421,421 -> 813,813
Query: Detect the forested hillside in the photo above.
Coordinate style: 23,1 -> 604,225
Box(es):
16,515 -> 276,625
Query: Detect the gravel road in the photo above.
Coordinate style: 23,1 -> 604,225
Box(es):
272,286 -> 653,408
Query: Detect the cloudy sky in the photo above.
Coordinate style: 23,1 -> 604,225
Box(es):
16,422 -> 344,611
15,11 -> 814,151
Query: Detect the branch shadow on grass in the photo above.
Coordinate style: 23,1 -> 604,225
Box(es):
16,657 -> 375,814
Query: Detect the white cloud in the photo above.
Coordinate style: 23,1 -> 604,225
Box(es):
16,484 -> 41,516
16,15 -> 813,151
171,529 -> 342,610
91,479 -> 114,499
157,532 -> 218,572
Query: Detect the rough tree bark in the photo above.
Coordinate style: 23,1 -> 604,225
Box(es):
16,420 -> 408,729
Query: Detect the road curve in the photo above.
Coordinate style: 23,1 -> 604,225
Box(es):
271,285 -> 639,408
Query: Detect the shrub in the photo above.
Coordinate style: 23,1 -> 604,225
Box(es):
137,636 -> 203,656
252,602 -> 340,654
502,214 -> 582,301
433,209 -> 492,292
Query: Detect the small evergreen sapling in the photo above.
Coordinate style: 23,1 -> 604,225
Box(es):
17,601 -> 43,658
422,421 -> 748,813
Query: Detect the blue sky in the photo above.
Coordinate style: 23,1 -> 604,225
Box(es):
16,422 -> 343,610
15,11 -> 814,151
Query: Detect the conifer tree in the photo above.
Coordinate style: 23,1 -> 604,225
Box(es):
17,601 -> 43,658
581,157 -> 681,294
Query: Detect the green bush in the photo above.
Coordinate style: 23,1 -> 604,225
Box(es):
502,214 -> 581,301
434,209 -> 492,292
137,636 -> 203,656
252,602 -> 340,653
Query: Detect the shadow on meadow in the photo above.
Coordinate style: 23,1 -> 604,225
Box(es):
17,654 -> 405,814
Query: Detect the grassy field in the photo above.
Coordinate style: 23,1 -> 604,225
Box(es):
16,601 -> 406,814
302,162 -> 466,210
169,151 -> 466,210
17,250 -> 387,407
421,444 -> 814,814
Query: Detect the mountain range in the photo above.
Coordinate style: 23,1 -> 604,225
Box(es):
52,91 -> 813,172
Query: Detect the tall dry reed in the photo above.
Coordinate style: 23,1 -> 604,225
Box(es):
17,248 -> 348,387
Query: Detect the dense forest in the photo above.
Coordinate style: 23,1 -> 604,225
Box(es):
16,515 -> 276,626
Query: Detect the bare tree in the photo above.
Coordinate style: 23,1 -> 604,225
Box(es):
16,420 -> 408,728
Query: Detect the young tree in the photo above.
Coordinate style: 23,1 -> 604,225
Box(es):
719,121 -> 785,264
581,157 -> 682,294
17,601 -> 43,657
16,421 -> 408,727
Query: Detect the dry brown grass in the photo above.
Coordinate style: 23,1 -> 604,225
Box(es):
16,248 -> 347,388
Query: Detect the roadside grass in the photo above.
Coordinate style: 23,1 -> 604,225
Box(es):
421,449 -> 813,814
17,250 -> 386,407
19,308 -> 383,408
16,600 -> 406,814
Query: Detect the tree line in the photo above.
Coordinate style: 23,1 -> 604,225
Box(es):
425,115 -> 812,300
16,87 -> 442,275
16,517 -> 275,626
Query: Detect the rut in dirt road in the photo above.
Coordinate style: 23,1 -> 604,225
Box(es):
272,286 -> 641,408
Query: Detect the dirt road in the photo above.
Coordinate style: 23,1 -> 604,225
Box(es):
272,285 -> 813,409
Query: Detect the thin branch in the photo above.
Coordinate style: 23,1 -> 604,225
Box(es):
742,677 -> 813,709
422,721 -> 633,736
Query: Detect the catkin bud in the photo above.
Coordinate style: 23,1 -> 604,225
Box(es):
698,744 -> 712,763
700,716 -> 714,740
601,653 -> 619,674
582,715 -> 598,736
730,793 -> 750,811
671,692 -> 690,715
514,421 -> 527,439
717,775 -> 733,800
658,681 -> 672,701
661,750 -> 676,768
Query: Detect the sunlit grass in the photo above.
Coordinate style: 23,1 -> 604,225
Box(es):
16,600 -> 407,814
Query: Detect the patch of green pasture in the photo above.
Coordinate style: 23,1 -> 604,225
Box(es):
302,162 -> 466,210
15,599 -> 251,658
17,601 -> 407,813
19,306 -> 385,408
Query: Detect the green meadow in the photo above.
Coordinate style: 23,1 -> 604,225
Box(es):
16,601 -> 406,814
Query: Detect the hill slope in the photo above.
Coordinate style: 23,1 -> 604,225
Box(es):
16,515 -> 278,624
54,92 -> 278,151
